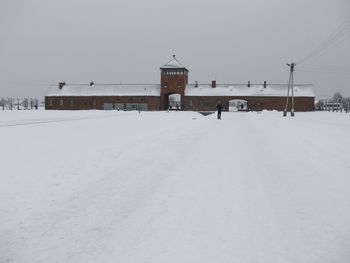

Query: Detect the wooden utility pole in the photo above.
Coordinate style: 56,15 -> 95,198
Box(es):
283,62 -> 296,117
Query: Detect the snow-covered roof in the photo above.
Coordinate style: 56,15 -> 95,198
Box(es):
46,84 -> 161,97
185,84 -> 315,97
160,55 -> 187,69
46,83 -> 315,98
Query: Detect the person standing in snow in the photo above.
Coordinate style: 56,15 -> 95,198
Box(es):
216,101 -> 223,120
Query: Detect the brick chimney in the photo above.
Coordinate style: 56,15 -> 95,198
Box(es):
195,81 -> 198,88
248,81 -> 250,87
59,81 -> 66,89
211,80 -> 216,88
264,81 -> 267,88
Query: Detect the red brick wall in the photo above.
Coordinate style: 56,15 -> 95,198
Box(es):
183,96 -> 314,111
45,96 -> 160,110
45,95 -> 314,112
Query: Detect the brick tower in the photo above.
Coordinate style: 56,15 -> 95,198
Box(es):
160,55 -> 189,110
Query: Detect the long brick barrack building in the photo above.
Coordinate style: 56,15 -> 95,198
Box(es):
45,56 -> 315,111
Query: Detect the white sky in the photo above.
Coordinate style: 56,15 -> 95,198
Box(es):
0,0 -> 349,99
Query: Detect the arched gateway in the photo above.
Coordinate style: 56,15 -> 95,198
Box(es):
229,99 -> 248,112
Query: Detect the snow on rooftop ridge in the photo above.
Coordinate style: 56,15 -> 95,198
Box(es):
161,55 -> 187,69
46,84 -> 161,97
185,84 -> 315,97
46,83 -> 315,98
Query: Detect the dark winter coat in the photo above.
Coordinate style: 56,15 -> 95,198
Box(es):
216,104 -> 223,112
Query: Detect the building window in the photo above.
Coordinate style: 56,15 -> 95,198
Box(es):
177,83 -> 182,88
49,99 -> 53,106
59,99 -> 63,106
93,99 -> 96,106
70,100 -> 74,106
189,100 -> 193,107
200,101 -> 210,106
163,82 -> 168,88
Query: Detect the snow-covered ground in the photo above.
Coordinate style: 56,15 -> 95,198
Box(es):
1,110 -> 350,263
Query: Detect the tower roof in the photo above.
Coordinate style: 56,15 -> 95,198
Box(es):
161,55 -> 188,70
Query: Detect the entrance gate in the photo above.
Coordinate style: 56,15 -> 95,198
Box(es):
229,99 -> 248,112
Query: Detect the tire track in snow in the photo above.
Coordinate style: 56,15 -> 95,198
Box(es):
0,112 -> 135,128
114,114 -> 286,262
4,113 -> 209,263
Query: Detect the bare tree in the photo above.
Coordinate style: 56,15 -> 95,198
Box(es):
333,92 -> 343,102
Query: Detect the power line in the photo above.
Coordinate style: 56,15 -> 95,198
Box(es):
298,63 -> 349,70
296,16 -> 350,65
295,69 -> 350,75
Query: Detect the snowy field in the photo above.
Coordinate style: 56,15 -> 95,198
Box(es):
1,110 -> 350,263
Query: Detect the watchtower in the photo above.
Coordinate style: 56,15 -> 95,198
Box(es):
160,55 -> 189,110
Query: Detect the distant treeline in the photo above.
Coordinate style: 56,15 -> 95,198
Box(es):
315,92 -> 350,112
0,98 -> 44,110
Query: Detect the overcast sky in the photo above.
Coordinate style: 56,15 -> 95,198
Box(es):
0,0 -> 349,99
